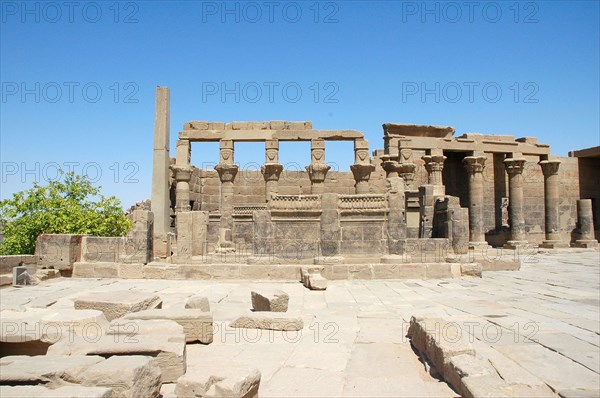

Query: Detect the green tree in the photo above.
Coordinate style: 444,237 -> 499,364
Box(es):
0,171 -> 132,255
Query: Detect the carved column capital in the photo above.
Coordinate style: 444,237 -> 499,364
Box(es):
261,163 -> 283,182
381,156 -> 400,178
172,165 -> 192,182
397,162 -> 417,189
504,158 -> 526,175
539,159 -> 560,177
306,163 -> 331,183
215,163 -> 238,183
422,154 -> 446,185
463,156 -> 487,174
350,163 -> 375,182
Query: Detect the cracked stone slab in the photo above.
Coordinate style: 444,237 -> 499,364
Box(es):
230,311 -> 304,331
74,290 -> 162,321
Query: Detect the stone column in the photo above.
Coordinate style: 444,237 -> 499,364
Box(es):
350,139 -> 374,194
463,154 -> 488,246
215,140 -> 238,252
174,139 -> 192,212
539,159 -> 568,248
422,149 -> 446,186
574,199 -> 599,248
150,86 -> 170,257
306,139 -> 330,194
261,139 -> 283,201
503,156 -> 527,248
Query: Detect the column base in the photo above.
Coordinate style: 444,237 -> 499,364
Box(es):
539,240 -> 570,249
572,240 -> 599,248
504,240 -> 528,249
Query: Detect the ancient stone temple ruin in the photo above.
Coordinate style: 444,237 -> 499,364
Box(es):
139,86 -> 598,280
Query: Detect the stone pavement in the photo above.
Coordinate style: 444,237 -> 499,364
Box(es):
1,251 -> 598,397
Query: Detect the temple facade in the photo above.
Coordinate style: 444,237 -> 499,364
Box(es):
150,87 -> 600,267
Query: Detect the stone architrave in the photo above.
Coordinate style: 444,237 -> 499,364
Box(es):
306,139 -> 330,194
463,154 -> 488,247
503,156 -> 528,248
539,159 -> 568,248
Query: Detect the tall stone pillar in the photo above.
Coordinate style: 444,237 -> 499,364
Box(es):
174,139 -> 192,212
574,199 -> 599,248
261,139 -> 283,201
306,139 -> 330,194
463,153 -> 488,246
215,140 -> 238,252
422,149 -> 446,186
350,139 -> 374,194
151,86 -> 170,257
539,159 -> 568,248
504,156 -> 527,248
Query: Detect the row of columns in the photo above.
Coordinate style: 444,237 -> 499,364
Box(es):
380,147 -> 573,248
172,138 -> 375,251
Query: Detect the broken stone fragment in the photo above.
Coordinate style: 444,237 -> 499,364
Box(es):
77,355 -> 162,398
230,311 -> 303,331
74,290 -> 162,321
301,268 -> 328,290
251,288 -> 289,312
176,361 -> 261,398
0,355 -> 105,387
185,295 -> 210,311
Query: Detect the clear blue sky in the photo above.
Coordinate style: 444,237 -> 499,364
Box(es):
1,1 -> 599,207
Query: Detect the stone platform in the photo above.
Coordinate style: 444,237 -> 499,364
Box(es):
2,251 -> 598,397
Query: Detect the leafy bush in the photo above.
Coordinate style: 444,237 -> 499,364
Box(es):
0,171 -> 132,255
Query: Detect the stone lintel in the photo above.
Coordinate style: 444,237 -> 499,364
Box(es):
179,129 -> 364,142
383,123 -> 455,138
392,136 -> 550,156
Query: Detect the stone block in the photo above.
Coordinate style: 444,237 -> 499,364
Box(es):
0,386 -> 113,398
123,308 -> 213,344
12,265 -> 29,286
39,309 -> 109,343
444,354 -> 496,396
176,361 -> 260,398
0,254 -> 36,274
0,355 -> 105,387
47,332 -> 185,383
461,375 -> 511,398
301,267 -> 328,290
230,312 -> 303,331
185,295 -> 210,311
461,263 -> 482,277
251,288 -> 289,312
77,355 -> 162,398
35,234 -> 84,272
74,291 -> 163,321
